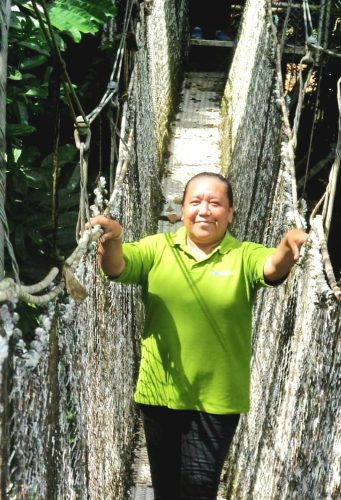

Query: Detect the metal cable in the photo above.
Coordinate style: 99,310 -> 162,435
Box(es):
86,0 -> 136,125
317,0 -> 326,45
0,0 -> 20,283
322,76 -> 341,236
323,0 -> 332,49
279,0 -> 293,58
302,65 -> 323,195
0,195 -> 20,283
313,216 -> 341,300
31,0 -> 89,128
292,54 -> 314,149
302,0 -> 313,39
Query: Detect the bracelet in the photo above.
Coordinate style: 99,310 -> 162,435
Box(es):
112,228 -> 123,241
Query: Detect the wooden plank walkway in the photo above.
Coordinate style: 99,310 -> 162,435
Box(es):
159,71 -> 225,233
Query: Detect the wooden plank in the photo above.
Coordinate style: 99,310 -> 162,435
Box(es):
190,38 -> 235,48
283,46 -> 305,54
190,39 -> 305,54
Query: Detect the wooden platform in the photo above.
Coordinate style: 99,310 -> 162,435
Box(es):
190,38 -> 307,55
190,38 -> 235,48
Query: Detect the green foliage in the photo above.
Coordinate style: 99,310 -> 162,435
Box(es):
6,1 -> 117,291
49,0 -> 116,42
6,142 -> 79,278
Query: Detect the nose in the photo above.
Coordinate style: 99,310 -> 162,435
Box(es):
198,201 -> 210,215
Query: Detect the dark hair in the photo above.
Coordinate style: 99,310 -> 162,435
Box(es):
181,172 -> 234,206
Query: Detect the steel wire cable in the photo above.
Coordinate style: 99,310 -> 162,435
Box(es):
0,176 -> 20,283
322,76 -> 341,235
303,0 -> 314,39
31,0 -> 89,128
86,0 -> 136,125
301,65 -> 323,195
279,0 -> 293,57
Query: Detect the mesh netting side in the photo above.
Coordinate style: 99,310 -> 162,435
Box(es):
225,228 -> 340,499
55,1 -> 189,497
221,0 -> 283,243
3,0 -> 188,498
146,0 -> 188,167
221,0 -> 341,497
274,0 -> 322,47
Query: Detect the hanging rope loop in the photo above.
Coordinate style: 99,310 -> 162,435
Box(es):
107,80 -> 118,92
74,116 -> 91,152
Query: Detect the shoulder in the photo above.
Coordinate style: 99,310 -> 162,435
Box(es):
239,241 -> 275,275
224,237 -> 274,266
241,240 -> 269,251
122,231 -> 177,252
220,233 -> 268,254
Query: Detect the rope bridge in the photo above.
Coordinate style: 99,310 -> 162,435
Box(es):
0,0 -> 340,498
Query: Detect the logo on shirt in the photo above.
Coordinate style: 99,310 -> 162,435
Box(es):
210,270 -> 235,277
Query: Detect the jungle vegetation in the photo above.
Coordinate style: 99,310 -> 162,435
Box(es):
6,0 -> 119,329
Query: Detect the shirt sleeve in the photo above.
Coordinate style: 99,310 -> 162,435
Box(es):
110,234 -> 159,285
243,242 -> 276,289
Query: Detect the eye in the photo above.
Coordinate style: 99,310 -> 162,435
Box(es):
190,200 -> 200,206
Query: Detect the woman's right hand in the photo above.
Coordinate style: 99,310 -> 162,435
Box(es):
90,216 -> 125,277
90,215 -> 123,243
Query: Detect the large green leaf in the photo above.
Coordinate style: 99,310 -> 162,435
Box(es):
7,124 -> 36,136
19,54 -> 48,70
24,85 -> 49,98
49,0 -> 116,42
8,68 -> 23,80
18,40 -> 50,56
41,144 -> 77,168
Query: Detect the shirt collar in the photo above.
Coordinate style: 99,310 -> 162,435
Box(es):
171,225 -> 239,254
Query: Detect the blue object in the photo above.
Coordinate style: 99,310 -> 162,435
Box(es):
215,30 -> 232,42
191,26 -> 203,39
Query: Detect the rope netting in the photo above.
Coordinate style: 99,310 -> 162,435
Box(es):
0,0 -> 188,497
221,0 -> 340,497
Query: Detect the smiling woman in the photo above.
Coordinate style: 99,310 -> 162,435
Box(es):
90,172 -> 308,500
181,173 -> 234,259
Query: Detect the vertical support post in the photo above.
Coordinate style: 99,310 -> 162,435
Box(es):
0,0 -> 11,279
0,2 -> 12,497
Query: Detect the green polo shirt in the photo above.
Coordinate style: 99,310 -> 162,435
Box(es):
113,226 -> 275,414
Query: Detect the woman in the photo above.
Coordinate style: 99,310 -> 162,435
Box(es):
91,172 -> 308,500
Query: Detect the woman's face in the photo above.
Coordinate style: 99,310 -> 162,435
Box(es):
181,177 -> 234,248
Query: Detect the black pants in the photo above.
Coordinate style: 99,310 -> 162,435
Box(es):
188,0 -> 232,37
138,404 -> 239,500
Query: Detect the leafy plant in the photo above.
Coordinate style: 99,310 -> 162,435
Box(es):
49,0 -> 116,42
6,0 -> 117,287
